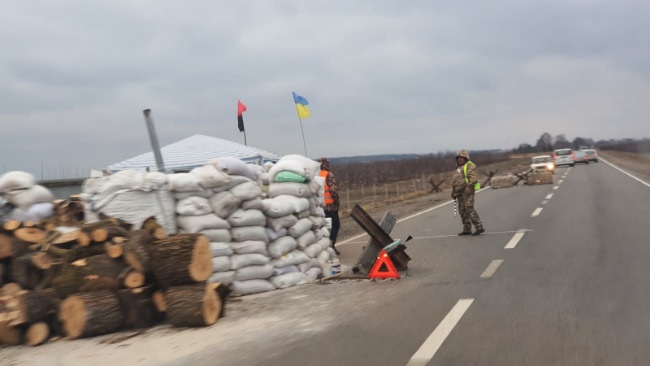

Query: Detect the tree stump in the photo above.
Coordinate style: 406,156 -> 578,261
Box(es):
59,290 -> 124,339
165,283 -> 221,327
152,234 -> 212,289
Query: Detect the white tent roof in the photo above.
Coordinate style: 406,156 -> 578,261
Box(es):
108,134 -> 281,172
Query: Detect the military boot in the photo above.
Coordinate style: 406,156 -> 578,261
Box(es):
472,228 -> 485,236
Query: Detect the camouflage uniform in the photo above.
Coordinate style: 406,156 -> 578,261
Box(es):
451,150 -> 484,234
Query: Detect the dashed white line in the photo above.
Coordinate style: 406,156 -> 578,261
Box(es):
505,229 -> 527,249
531,207 -> 543,217
553,186 -> 559,190
480,260 -> 504,278
541,200 -> 548,205
406,299 -> 474,366
545,193 -> 554,200
559,179 -> 564,184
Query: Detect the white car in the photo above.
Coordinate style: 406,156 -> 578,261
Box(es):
530,155 -> 555,174
553,148 -> 576,167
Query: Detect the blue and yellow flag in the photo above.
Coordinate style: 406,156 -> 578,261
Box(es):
292,92 -> 310,119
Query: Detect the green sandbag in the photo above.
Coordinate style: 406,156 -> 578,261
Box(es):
274,171 -> 307,183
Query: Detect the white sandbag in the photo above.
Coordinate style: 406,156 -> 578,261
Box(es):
235,264 -> 274,281
297,210 -> 310,219
304,243 -> 322,258
326,247 -> 337,258
289,218 -> 313,238
177,214 -> 230,233
231,226 -> 269,243
310,206 -> 325,216
272,265 -> 299,276
242,197 -> 264,210
211,256 -> 231,272
268,154 -> 321,181
263,195 -> 309,217
268,182 -> 313,198
299,259 -> 320,273
10,202 -> 54,222
212,175 -> 254,193
83,170 -> 148,195
231,279 -> 275,295
266,214 -> 298,232
296,230 -> 317,250
190,165 -> 231,189
269,272 -> 310,289
201,229 -> 232,243
308,215 -> 326,229
6,185 -> 54,210
176,196 -> 213,216
227,209 -> 266,227
167,173 -> 202,192
321,227 -> 330,238
144,172 -> 169,190
265,227 -> 287,241
314,229 -> 323,240
268,236 -> 298,258
230,240 -> 268,256
84,189 -> 177,234
208,271 -> 235,285
285,195 -> 310,213
209,191 -> 241,218
0,171 -> 35,193
209,157 -> 259,181
316,237 -> 331,251
271,250 -> 309,268
259,172 -> 270,185
229,181 -> 262,201
263,161 -> 274,172
210,242 -> 233,257
317,249 -> 331,264
230,253 -> 270,270
173,189 -> 214,199
304,267 -> 323,281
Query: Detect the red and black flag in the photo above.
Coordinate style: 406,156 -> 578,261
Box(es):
237,100 -> 247,132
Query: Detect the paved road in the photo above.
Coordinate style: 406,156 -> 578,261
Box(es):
168,159 -> 650,366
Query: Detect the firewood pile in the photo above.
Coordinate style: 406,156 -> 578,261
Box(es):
0,209 -> 227,347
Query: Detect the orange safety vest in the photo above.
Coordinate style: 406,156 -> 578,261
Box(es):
319,170 -> 334,205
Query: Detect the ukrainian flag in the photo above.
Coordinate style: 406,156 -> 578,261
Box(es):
292,92 -> 311,119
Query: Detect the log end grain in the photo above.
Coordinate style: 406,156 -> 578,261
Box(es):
189,235 -> 212,282
26,322 -> 49,346
59,295 -> 88,339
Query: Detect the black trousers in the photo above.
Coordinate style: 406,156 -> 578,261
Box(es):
325,209 -> 340,245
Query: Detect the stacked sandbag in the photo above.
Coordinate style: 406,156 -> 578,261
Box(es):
265,155 -> 335,287
490,175 -> 515,189
526,171 -> 553,185
0,171 -> 55,221
81,170 -> 176,233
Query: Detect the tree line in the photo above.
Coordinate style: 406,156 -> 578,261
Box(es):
513,133 -> 650,154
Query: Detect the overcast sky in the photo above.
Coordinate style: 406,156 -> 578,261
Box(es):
2,0 -> 649,178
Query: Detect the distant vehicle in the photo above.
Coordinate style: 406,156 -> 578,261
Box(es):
573,150 -> 590,164
530,155 -> 555,174
579,146 -> 590,151
583,149 -> 599,162
553,148 -> 575,167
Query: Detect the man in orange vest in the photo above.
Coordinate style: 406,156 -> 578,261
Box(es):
451,149 -> 485,236
319,157 -> 341,255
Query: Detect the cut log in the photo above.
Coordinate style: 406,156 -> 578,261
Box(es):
90,226 -> 128,244
59,290 -> 124,339
165,283 -> 221,327
0,318 -> 23,345
116,286 -> 155,329
53,255 -> 125,296
52,230 -> 81,245
0,236 -> 31,260
14,228 -> 47,244
118,267 -> 145,289
123,230 -> 154,273
105,242 -> 123,259
152,290 -> 166,313
11,252 -> 45,290
14,288 -> 59,325
64,244 -> 108,264
152,226 -> 167,240
31,252 -> 54,270
152,234 -> 212,289
2,220 -> 21,232
25,322 -> 49,346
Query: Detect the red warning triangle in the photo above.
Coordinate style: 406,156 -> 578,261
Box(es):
368,250 -> 400,279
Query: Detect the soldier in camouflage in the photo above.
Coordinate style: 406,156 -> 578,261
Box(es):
451,150 -> 485,236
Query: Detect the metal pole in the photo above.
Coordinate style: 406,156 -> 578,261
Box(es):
143,109 -> 165,172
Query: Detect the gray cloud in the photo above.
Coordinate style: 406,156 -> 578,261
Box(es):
1,0 -> 649,178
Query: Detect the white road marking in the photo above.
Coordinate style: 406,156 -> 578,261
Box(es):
600,157 -> 650,188
406,299 -> 474,366
505,229 -> 527,249
545,193 -> 554,199
559,179 -> 564,184
553,186 -> 559,190
480,260 -> 504,278
531,207 -> 543,217
541,200 -> 548,205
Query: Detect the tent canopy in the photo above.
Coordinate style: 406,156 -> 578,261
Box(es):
108,134 -> 281,172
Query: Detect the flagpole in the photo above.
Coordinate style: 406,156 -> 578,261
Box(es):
295,104 -> 307,156
243,130 -> 247,146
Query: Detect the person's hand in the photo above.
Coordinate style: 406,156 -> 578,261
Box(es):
451,192 -> 456,199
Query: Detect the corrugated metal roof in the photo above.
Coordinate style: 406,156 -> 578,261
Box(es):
108,134 -> 281,172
